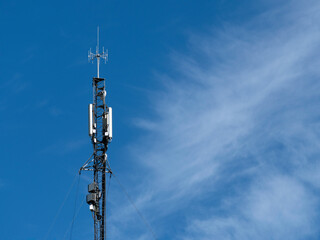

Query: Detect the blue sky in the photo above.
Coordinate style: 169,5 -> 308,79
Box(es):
1,0 -> 320,239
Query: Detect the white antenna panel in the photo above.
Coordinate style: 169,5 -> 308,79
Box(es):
108,107 -> 112,140
88,104 -> 94,137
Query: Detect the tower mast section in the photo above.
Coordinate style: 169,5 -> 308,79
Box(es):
81,27 -> 112,240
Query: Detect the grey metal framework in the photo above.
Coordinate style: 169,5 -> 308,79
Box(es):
80,28 -> 112,240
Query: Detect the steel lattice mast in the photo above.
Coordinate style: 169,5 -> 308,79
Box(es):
80,27 -> 112,240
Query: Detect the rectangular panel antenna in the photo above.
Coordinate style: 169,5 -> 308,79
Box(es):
88,104 -> 94,136
108,107 -> 113,140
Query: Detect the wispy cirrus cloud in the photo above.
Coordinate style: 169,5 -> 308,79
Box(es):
108,1 -> 320,239
182,175 -> 318,240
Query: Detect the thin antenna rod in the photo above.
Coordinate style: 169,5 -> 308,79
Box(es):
97,26 -> 99,53
88,26 -> 108,78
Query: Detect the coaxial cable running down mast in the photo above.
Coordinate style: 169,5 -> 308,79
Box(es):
80,27 -> 112,240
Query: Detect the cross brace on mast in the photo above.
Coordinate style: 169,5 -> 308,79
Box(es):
80,27 -> 112,240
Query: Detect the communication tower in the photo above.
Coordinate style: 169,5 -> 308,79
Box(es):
80,27 -> 112,240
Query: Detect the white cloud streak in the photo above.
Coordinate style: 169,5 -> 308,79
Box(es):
109,1 -> 320,239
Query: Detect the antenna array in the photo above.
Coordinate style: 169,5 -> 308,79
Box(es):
88,27 -> 108,78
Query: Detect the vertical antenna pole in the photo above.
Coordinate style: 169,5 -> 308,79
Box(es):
97,26 -> 99,53
97,27 -> 100,78
97,56 -> 100,78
